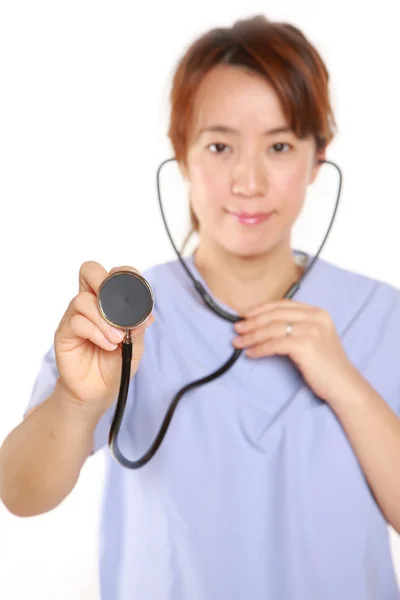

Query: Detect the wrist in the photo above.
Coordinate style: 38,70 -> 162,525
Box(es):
324,364 -> 371,412
52,378 -> 103,429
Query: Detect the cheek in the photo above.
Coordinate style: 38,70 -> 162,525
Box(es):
275,162 -> 311,215
190,164 -> 227,213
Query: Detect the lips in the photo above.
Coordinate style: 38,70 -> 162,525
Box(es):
226,210 -> 273,225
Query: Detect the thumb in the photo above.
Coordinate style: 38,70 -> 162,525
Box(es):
108,265 -> 141,276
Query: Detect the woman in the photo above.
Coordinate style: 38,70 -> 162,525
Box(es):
2,14 -> 400,600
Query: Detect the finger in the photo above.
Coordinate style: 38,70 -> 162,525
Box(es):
79,261 -> 110,295
233,320 -> 308,349
69,314 -> 120,352
79,262 -> 140,296
245,335 -> 302,358
108,265 -> 140,276
235,308 -> 314,333
69,291 -> 126,345
245,299 -> 315,318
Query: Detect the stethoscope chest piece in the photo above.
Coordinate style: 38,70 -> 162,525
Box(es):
97,270 -> 154,330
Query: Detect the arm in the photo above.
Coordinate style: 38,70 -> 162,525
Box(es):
328,367 -> 400,533
0,379 -> 100,517
233,297 -> 400,532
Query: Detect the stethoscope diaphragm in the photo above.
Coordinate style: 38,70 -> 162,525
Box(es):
97,270 -> 154,331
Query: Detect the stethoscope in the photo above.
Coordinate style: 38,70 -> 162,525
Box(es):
97,157 -> 342,469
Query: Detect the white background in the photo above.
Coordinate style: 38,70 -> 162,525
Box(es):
1,1 -> 400,598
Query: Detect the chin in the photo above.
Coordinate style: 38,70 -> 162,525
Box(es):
221,241 -> 274,259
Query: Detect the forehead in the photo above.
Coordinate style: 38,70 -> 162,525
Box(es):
190,64 -> 287,133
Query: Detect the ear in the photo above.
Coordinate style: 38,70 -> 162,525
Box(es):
179,160 -> 189,181
310,147 -> 326,184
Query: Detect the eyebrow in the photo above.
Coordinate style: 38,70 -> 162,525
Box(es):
196,124 -> 293,139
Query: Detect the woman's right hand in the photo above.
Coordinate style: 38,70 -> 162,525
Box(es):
54,261 -> 154,416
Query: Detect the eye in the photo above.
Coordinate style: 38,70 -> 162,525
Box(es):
270,143 -> 291,153
208,142 -> 230,154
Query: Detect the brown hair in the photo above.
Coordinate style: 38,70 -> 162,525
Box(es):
167,15 -> 336,247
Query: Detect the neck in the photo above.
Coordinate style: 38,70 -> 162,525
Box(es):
193,239 -> 304,315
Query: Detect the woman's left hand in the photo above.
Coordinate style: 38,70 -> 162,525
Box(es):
232,299 -> 360,405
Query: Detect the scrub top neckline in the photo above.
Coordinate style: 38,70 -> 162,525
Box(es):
183,249 -> 316,318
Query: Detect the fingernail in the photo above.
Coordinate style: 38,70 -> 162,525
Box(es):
106,341 -> 119,351
109,326 -> 125,342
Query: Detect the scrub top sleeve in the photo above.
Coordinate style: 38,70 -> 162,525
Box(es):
22,343 -> 121,455
23,344 -> 59,419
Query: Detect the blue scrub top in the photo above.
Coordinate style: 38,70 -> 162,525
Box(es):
25,252 -> 400,599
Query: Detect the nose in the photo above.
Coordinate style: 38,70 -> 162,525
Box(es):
231,153 -> 268,198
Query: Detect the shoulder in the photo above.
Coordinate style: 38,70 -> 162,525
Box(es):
314,256 -> 400,323
142,258 -> 186,290
316,256 -> 396,292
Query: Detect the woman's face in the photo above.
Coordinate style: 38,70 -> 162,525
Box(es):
184,64 -> 324,258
